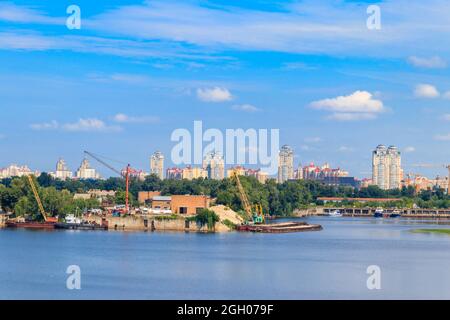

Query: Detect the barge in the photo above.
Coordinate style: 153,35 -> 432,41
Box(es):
5,221 -> 56,230
236,221 -> 322,233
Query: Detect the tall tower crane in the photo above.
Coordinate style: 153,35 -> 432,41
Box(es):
84,151 -> 136,214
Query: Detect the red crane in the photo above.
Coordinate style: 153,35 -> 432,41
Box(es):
84,151 -> 137,214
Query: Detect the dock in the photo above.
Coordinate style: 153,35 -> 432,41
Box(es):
322,207 -> 450,218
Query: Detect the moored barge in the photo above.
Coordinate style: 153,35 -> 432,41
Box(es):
236,221 -> 322,233
6,221 -> 56,230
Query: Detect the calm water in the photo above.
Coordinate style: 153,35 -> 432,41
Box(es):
1,217 -> 450,300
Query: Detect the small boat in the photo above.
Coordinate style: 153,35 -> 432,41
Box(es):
389,210 -> 401,218
328,210 -> 343,217
374,208 -> 384,218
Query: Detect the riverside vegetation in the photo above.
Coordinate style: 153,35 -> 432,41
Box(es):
1,173 -> 450,221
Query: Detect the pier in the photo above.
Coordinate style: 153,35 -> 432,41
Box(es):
322,207 -> 450,218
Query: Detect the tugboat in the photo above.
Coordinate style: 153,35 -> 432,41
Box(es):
55,214 -> 108,231
374,208 -> 384,218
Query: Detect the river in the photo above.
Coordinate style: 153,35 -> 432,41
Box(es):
1,216 -> 450,299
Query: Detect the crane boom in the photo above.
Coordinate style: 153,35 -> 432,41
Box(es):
231,171 -> 252,221
84,151 -> 132,214
84,151 -> 123,177
27,175 -> 57,222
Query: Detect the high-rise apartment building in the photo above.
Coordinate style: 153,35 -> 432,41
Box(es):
372,145 -> 402,190
182,166 -> 208,180
54,158 -> 73,180
278,145 -> 294,183
150,151 -> 164,180
76,158 -> 101,180
203,151 -> 225,180
0,164 -> 38,178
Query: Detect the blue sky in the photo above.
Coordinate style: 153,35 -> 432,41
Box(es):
1,0 -> 450,178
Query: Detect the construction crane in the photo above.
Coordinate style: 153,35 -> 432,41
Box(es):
231,170 -> 265,224
27,175 -> 58,223
84,151 -> 136,214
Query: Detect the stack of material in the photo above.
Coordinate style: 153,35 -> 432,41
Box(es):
210,205 -> 243,224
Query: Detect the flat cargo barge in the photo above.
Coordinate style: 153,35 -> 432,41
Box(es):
236,221 -> 322,233
5,221 -> 56,230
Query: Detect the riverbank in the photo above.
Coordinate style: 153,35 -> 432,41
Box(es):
411,228 -> 450,235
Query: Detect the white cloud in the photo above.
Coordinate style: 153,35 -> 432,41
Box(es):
113,113 -> 160,123
434,133 -> 450,141
442,114 -> 450,121
310,91 -> 384,121
0,2 -> 62,24
310,91 -> 384,113
3,2 -> 450,60
443,91 -> 450,99
30,120 -> 59,131
408,56 -> 447,69
231,104 -> 260,112
414,84 -> 440,98
404,146 -> 416,153
85,1 -> 450,58
63,118 -> 121,132
304,137 -> 322,143
197,87 -> 233,102
31,119 -> 121,132
338,146 -> 354,152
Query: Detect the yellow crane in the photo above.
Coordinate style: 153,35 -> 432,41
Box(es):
231,170 -> 265,224
27,175 -> 57,223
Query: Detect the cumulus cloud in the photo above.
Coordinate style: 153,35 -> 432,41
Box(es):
231,104 -> 260,112
196,87 -> 233,102
414,84 -> 440,98
408,56 -> 447,69
62,118 -> 121,132
310,91 -> 384,121
113,113 -> 160,123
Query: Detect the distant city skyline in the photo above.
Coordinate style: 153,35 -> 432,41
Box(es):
1,1 -> 450,179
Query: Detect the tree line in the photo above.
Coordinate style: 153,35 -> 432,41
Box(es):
0,173 -> 449,220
